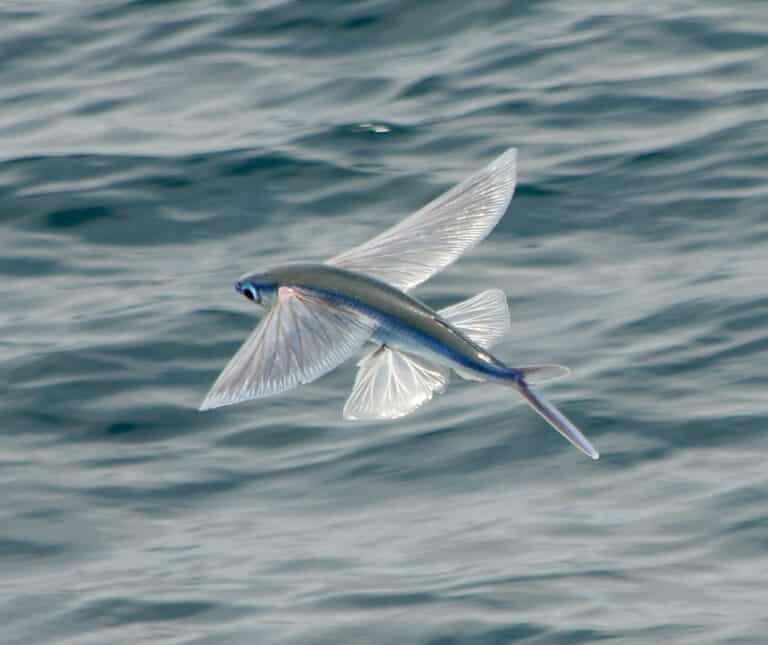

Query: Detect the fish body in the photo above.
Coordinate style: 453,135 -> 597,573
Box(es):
202,148 -> 601,460
254,263 -> 511,380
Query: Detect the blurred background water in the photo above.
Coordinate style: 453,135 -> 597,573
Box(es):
2,1 -> 768,643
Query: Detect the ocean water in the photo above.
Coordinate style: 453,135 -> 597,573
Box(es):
2,1 -> 768,643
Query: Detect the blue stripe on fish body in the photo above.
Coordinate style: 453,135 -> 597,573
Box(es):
250,263 -> 517,380
314,287 -> 512,379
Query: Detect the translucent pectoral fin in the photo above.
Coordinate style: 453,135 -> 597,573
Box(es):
439,289 -> 510,349
343,346 -> 449,420
200,287 -> 376,410
328,148 -> 517,291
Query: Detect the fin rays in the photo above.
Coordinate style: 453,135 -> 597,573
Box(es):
328,148 -> 517,292
200,287 -> 376,410
343,347 -> 449,420
439,288 -> 510,349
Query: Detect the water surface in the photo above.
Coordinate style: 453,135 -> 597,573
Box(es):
2,2 -> 768,643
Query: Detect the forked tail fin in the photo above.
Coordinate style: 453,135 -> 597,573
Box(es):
515,381 -> 599,460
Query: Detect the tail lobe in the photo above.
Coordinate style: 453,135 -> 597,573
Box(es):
515,381 -> 599,460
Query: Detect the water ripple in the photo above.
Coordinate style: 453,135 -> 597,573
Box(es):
2,1 -> 768,644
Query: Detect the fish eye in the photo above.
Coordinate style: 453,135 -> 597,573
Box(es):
243,286 -> 256,301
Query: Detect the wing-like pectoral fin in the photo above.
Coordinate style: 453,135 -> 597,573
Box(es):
328,148 -> 517,291
343,346 -> 449,420
200,287 -> 376,410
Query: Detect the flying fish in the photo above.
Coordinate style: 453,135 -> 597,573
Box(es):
200,148 -> 599,460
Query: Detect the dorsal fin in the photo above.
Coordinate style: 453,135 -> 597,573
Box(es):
439,289 -> 510,348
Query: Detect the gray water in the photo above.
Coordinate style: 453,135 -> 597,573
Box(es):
2,2 -> 768,643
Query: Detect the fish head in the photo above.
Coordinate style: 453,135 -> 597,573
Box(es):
235,271 -> 278,309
